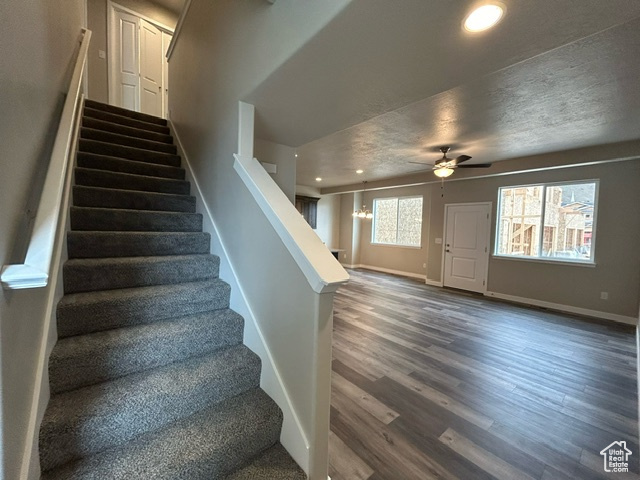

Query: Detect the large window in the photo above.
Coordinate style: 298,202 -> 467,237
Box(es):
495,181 -> 597,263
372,196 -> 423,247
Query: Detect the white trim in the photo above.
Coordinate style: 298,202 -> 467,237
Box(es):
108,1 -> 175,33
425,278 -> 444,287
345,264 -> 426,281
169,120 -> 311,472
1,29 -> 91,290
20,97 -> 84,480
166,0 -> 192,60
441,202 -> 492,294
485,291 -> 638,326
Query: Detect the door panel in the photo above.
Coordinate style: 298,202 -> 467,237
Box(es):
443,204 -> 490,293
115,12 -> 139,111
139,19 -> 163,117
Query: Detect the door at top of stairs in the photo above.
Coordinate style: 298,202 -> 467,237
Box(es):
109,6 -> 172,118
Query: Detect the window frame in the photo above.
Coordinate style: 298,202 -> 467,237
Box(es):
494,179 -> 599,265
371,195 -> 423,248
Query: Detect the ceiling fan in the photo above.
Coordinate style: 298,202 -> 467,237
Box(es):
410,146 -> 492,177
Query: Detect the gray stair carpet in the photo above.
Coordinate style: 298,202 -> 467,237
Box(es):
39,100 -> 305,479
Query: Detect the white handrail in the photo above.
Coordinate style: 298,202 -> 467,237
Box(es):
1,29 -> 92,290
233,154 -> 349,294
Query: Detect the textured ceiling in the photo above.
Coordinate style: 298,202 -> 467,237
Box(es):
150,0 -> 185,15
245,0 -> 640,189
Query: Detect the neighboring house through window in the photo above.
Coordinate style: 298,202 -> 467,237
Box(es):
372,196 -> 423,247
495,180 -> 598,263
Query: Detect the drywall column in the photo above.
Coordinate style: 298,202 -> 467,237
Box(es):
352,191 -> 363,266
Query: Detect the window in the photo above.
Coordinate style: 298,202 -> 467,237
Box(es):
495,181 -> 597,263
372,196 -> 423,247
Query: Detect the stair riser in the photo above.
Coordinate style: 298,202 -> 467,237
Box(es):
57,281 -> 231,337
64,255 -> 219,293
70,207 -> 203,233
81,128 -> 177,154
73,186 -> 195,214
75,168 -> 190,195
79,139 -> 180,167
67,232 -> 211,258
85,99 -> 167,126
83,107 -> 170,134
49,310 -> 243,393
77,152 -> 185,179
82,116 -> 173,144
41,348 -> 261,471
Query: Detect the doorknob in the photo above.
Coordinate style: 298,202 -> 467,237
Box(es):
446,249 -> 450,252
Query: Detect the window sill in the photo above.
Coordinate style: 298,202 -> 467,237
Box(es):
370,243 -> 422,250
492,255 -> 596,268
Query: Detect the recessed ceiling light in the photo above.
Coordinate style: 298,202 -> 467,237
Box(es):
295,153 -> 298,158
464,4 -> 504,32
315,177 -> 322,182
356,169 -> 364,174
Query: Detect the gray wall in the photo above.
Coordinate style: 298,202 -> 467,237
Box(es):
86,0 -> 178,103
0,1 -> 85,478
335,160 -> 640,318
255,139 -> 296,203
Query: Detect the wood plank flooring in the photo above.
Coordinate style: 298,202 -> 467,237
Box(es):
329,269 -> 638,480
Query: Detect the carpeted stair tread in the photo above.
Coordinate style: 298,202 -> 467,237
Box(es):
75,167 -> 190,195
67,231 -> 211,258
225,444 -> 307,480
64,254 -> 217,293
70,206 -> 203,232
82,116 -> 173,144
73,185 -> 195,213
81,127 -> 177,154
76,152 -> 185,179
41,388 -> 282,480
48,309 -> 244,393
83,106 -> 170,134
57,280 -> 231,338
40,345 -> 262,471
85,99 -> 167,126
79,139 -> 180,167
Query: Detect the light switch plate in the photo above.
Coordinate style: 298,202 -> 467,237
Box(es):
435,238 -> 442,244
98,50 -> 106,59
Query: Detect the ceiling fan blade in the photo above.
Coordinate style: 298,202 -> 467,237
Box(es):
457,163 -> 492,168
454,155 -> 472,164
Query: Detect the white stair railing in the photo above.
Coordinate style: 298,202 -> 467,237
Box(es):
1,28 -> 92,289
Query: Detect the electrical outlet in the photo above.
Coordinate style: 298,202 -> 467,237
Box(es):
423,263 -> 427,268
600,292 -> 609,300
343,253 -> 347,259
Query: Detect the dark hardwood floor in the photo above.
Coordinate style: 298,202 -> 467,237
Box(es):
329,269 -> 639,480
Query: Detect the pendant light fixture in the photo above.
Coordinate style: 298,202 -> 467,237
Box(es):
352,181 -> 373,220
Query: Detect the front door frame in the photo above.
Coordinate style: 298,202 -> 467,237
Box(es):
441,202 -> 492,294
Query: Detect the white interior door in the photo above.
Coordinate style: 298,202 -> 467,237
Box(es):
112,11 -> 139,111
161,31 -> 172,119
443,203 -> 491,293
139,19 -> 163,117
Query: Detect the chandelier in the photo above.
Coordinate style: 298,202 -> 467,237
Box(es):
352,181 -> 373,219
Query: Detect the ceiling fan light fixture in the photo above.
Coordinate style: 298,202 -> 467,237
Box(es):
464,4 -> 504,32
434,166 -> 455,178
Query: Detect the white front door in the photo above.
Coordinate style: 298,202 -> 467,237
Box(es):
139,19 -> 163,117
112,10 -> 139,111
443,203 -> 491,293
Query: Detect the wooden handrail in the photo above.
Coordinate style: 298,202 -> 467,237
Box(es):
1,29 -> 92,289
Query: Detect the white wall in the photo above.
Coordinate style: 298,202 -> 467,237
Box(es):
0,2 -> 85,478
255,139 -> 296,203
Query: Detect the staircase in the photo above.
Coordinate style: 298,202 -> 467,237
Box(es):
39,99 -> 306,479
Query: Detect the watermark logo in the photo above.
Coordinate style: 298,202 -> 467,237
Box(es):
600,441 -> 632,473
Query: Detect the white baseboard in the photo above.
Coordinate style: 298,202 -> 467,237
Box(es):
169,121 -> 310,473
344,264 -> 426,281
424,278 -> 443,287
485,291 -> 638,326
